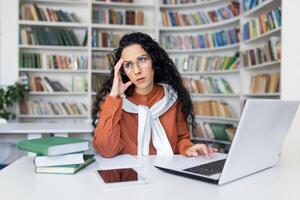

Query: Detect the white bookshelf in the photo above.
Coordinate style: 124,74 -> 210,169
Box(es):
240,0 -> 281,102
159,0 -> 281,145
18,0 -> 160,122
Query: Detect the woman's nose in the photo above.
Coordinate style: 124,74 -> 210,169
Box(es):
133,64 -> 142,75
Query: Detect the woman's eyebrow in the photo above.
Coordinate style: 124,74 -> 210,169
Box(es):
123,54 -> 148,62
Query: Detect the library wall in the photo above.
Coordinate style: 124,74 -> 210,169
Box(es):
0,0 -> 18,86
281,0 -> 300,100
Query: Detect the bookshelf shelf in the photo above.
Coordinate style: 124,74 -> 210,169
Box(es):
242,0 -> 277,18
91,69 -> 111,74
159,17 -> 240,32
18,114 -> 89,119
191,137 -> 232,145
159,0 -> 221,9
27,92 -> 88,96
22,0 -> 89,5
92,47 -> 115,51
243,60 -> 281,71
19,45 -> 88,51
195,116 -> 239,123
180,69 -> 239,76
92,24 -> 156,31
243,93 -> 280,97
242,28 -> 281,44
165,44 -> 239,53
19,20 -> 89,28
19,69 -> 88,73
91,1 -> 156,8
191,93 -> 240,98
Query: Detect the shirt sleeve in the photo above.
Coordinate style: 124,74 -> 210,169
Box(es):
175,103 -> 194,156
93,95 -> 124,157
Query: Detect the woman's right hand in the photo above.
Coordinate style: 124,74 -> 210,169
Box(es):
109,58 -> 133,97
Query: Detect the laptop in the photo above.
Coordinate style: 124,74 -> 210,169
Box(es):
154,99 -> 299,185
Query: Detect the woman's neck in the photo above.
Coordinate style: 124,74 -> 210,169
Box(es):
134,83 -> 154,96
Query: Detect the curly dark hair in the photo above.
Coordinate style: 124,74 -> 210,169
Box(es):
92,32 -> 195,128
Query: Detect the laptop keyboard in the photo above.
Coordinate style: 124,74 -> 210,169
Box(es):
183,159 -> 226,176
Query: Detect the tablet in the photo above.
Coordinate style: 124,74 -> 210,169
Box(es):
95,168 -> 148,187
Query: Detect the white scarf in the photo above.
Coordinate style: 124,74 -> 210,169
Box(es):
122,84 -> 177,156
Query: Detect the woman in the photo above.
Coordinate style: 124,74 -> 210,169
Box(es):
92,32 -> 217,158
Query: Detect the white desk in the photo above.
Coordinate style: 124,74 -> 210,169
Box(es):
1,114 -> 300,200
0,122 -> 94,139
0,147 -> 300,200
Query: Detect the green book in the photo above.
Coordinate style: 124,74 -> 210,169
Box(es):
209,123 -> 229,141
35,155 -> 95,174
17,136 -> 90,156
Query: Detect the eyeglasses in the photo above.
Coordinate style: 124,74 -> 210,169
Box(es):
120,55 -> 151,75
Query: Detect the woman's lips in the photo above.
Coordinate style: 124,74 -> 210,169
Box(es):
136,77 -> 145,83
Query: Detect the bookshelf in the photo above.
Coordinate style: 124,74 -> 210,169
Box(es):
240,0 -> 281,101
17,0 -> 282,149
159,0 -> 281,147
17,0 -> 159,122
159,0 -> 241,149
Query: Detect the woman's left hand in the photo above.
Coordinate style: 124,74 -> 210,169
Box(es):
186,144 -> 218,157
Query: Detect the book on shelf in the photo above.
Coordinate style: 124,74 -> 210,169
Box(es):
92,30 -> 123,48
34,153 -> 93,167
92,74 -> 110,92
92,7 -> 144,25
72,76 -> 87,92
242,36 -> 281,67
160,27 -> 239,50
20,3 -> 81,22
20,99 -> 88,116
19,52 -> 42,69
183,77 -> 234,94
243,7 -> 281,41
47,55 -> 88,70
28,75 -> 72,92
92,53 -> 114,70
250,72 -> 280,93
242,0 -> 269,13
193,100 -> 236,118
20,27 -> 86,46
17,136 -> 90,156
161,0 -> 213,5
161,2 -> 239,27
172,52 -> 239,72
35,155 -> 94,174
193,121 -> 236,142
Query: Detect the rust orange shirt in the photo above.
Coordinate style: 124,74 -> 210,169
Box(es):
93,84 -> 194,157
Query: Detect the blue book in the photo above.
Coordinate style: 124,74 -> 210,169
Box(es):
168,12 -> 177,26
243,23 -> 250,40
198,35 -> 206,48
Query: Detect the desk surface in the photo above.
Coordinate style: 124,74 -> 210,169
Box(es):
0,151 -> 300,200
0,122 -> 94,134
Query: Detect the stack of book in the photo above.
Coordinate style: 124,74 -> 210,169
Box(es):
172,52 -> 239,72
193,122 -> 236,142
161,2 -> 240,26
242,37 -> 280,67
17,137 -> 94,174
160,27 -> 239,50
243,7 -> 281,41
250,72 -> 280,94
20,100 -> 88,116
20,3 -> 81,22
182,77 -> 234,94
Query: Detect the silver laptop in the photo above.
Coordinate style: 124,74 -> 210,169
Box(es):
155,99 -> 299,185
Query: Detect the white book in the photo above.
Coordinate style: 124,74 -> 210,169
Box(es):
34,153 -> 89,167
